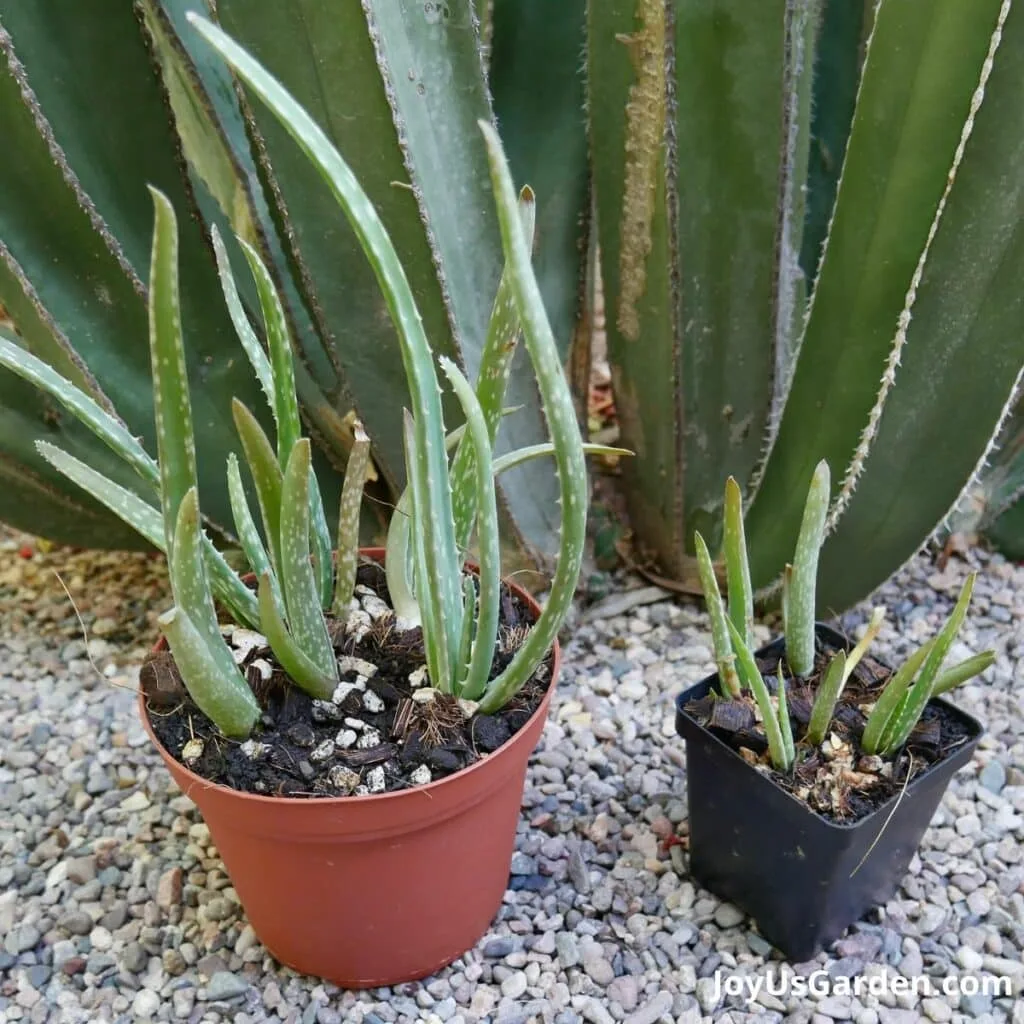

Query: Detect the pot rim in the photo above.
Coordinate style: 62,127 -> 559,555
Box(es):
675,622 -> 985,832
141,547 -> 560,809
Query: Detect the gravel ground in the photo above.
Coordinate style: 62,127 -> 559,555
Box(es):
1,530 -> 1022,1024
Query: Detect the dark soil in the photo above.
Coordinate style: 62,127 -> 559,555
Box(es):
683,633 -> 977,824
144,560 -> 552,798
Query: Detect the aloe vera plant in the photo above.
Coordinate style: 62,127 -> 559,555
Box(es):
693,466 -> 994,773
1,16 -> 621,739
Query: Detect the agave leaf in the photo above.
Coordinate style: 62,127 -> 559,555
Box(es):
439,357 -> 500,701
278,439 -> 336,683
158,605 -> 259,738
189,13 -> 464,663
931,650 -> 995,696
806,649 -> 846,746
815,5 -> 1024,612
787,460 -> 830,677
332,421 -> 371,616
693,531 -> 742,700
747,0 -> 1009,591
860,637 -> 936,755
723,477 -> 753,650
257,572 -> 335,700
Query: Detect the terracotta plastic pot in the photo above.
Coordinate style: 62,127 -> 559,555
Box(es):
141,549 -> 558,987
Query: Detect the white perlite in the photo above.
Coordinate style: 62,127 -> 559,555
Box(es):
330,680 -> 364,705
248,658 -> 273,682
362,690 -> 385,713
411,686 -> 437,704
228,629 -> 268,665
356,727 -> 382,750
181,738 -> 204,763
365,766 -> 386,793
410,764 -> 432,786
337,656 -> 378,679
335,729 -> 358,750
327,766 -> 360,793
407,665 -> 428,689
309,740 -> 335,764
311,700 -> 343,723
239,740 -> 270,761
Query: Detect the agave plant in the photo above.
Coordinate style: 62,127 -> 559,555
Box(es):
0,16 -> 626,738
695,465 -> 995,772
590,0 -> 1024,611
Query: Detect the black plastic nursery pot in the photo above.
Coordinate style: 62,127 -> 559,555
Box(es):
674,624 -> 984,962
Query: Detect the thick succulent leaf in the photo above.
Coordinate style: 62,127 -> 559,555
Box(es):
723,477 -> 753,651
477,123 -> 588,714
278,439 -> 336,681
786,460 -> 829,677
0,1 -> 271,539
332,422 -> 370,616
487,0 -> 590,551
694,531 -> 741,699
190,14 -> 464,667
747,0 -> 1009,591
439,358 -> 500,702
932,651 -> 996,697
158,605 -> 259,738
587,0 -> 682,572
227,452 -> 277,597
232,399 -> 284,576
860,638 -> 935,755
806,650 -> 846,746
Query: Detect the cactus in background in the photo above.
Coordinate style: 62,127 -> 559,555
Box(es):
589,0 -> 1024,612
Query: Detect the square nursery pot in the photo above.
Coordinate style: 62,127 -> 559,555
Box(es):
675,623 -> 984,961
141,549 -> 558,988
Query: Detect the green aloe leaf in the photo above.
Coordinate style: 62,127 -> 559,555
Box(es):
693,531 -> 742,700
723,477 -> 753,651
278,439 -> 336,683
439,357 -> 500,701
158,605 -> 259,738
860,638 -> 936,755
747,0 -> 1010,593
257,572 -> 335,700
232,399 -> 284,576
932,650 -> 995,696
332,421 -> 371,616
787,460 -> 830,677
806,650 -> 846,746
226,452 -> 280,608
189,13 -> 464,668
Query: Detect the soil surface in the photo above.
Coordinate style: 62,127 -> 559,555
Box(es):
144,560 -> 551,797
683,633 -> 978,823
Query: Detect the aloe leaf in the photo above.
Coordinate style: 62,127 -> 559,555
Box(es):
879,573 -> 976,754
188,13 -> 464,664
0,334 -> 158,487
777,670 -> 796,768
842,606 -> 885,684
36,442 -> 164,548
747,0 -> 1010,592
147,188 -> 202,557
226,452 -> 279,603
781,563 -> 793,645
232,398 -> 284,576
402,409 -> 451,691
256,572 -> 334,700
860,638 -> 936,755
235,235 -> 332,606
726,618 -> 790,772
476,122 -> 588,714
210,225 -> 274,405
450,187 -> 536,553
332,421 -> 371,617
814,5 -> 1024,612
158,605 -> 259,738
36,440 -> 261,631
787,460 -> 830,677
932,650 -> 995,696
488,0 -> 591,552
493,443 -> 632,476
278,439 -> 336,683
456,573 -> 478,696
439,357 -> 500,701
723,477 -> 754,650
694,531 -> 742,700
806,650 -> 847,746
